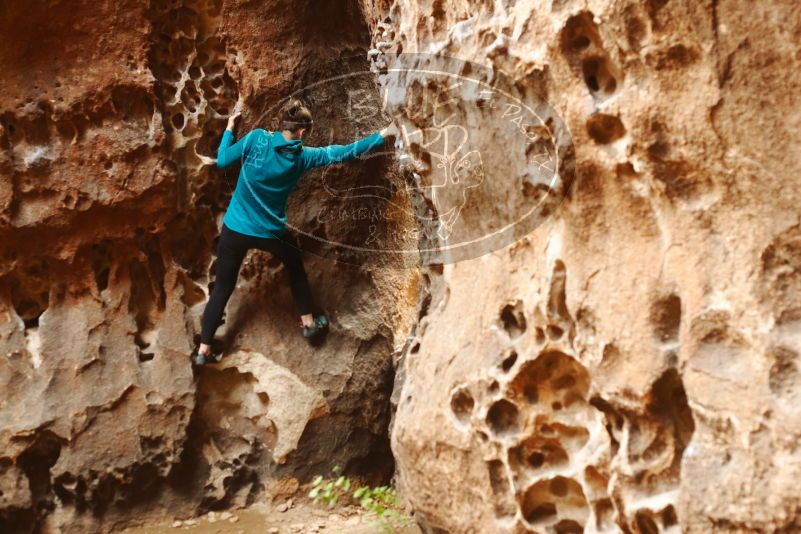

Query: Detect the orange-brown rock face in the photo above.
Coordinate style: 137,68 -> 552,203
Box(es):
5,0 -> 801,532
359,0 -> 801,533
0,1 -> 417,532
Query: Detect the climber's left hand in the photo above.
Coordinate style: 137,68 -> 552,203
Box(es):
380,122 -> 399,140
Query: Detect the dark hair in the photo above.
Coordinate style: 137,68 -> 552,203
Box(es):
281,98 -> 313,132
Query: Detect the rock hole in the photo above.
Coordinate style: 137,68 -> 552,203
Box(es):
662,505 -> 678,527
172,113 -> 186,130
586,113 -> 626,144
486,399 -> 520,437
509,351 -> 590,408
582,56 -> 618,98
450,388 -> 475,425
128,252 -> 166,356
90,243 -> 113,293
206,59 -> 226,75
535,327 -> 546,344
21,305 -> 43,329
769,346 -> 799,398
500,300 -> 526,338
95,267 -> 110,292
601,343 -> 621,366
410,341 -> 421,354
18,430 -> 64,513
646,0 -> 669,27
548,260 -> 570,324
559,12 -> 600,56
510,438 -> 569,473
138,352 -> 155,362
585,71 -> 600,91
134,330 -> 151,351
181,85 -> 200,112
522,180 -> 550,200
549,476 -> 568,496
648,368 -> 695,452
650,293 -> 681,342
554,519 -> 584,534
572,36 -> 590,51
594,498 -> 615,529
528,452 -> 545,468
647,121 -> 672,161
522,384 -> 538,403
546,325 -> 564,339
584,466 -> 608,490
526,502 -> 557,524
521,477 -> 587,528
624,5 -> 647,50
553,374 -> 576,390
55,120 -> 78,140
488,380 -> 500,394
635,510 -> 660,534
501,350 -> 518,372
654,44 -> 699,70
12,293 -> 48,329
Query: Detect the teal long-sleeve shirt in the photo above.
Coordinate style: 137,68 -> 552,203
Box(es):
216,128 -> 385,238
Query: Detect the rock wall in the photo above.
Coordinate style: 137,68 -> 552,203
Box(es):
0,1 -> 418,532
4,0 -> 801,532
361,0 -> 801,533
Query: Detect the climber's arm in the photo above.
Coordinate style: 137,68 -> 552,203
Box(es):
216,101 -> 247,168
216,130 -> 255,168
300,131 -> 386,170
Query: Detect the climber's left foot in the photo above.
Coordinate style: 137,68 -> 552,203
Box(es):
191,347 -> 223,366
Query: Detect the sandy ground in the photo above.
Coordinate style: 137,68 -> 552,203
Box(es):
120,501 -> 422,534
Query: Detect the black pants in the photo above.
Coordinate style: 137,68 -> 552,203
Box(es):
200,224 -> 314,344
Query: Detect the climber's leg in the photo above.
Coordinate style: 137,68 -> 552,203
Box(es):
198,225 -> 250,354
257,232 -> 314,318
256,232 -> 327,338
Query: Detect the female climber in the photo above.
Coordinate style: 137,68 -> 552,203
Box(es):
192,98 -> 397,365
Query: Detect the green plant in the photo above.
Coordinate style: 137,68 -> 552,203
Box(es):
308,466 -> 350,508
309,466 -> 410,533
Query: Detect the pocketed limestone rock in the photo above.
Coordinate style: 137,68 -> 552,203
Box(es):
363,0 -> 801,532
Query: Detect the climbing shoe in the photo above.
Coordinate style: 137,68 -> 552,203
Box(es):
302,314 -> 329,340
190,347 -> 223,366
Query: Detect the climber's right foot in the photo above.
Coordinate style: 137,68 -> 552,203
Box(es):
301,314 -> 329,341
191,347 -> 223,366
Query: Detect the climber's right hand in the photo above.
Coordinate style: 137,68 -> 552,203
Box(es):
226,100 -> 243,131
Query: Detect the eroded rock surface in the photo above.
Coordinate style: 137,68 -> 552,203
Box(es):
362,0 -> 801,533
0,1 -> 417,532
4,0 -> 801,532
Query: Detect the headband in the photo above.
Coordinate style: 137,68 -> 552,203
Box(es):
281,119 -> 314,127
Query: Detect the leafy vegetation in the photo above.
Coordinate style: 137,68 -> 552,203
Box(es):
308,466 -> 410,533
